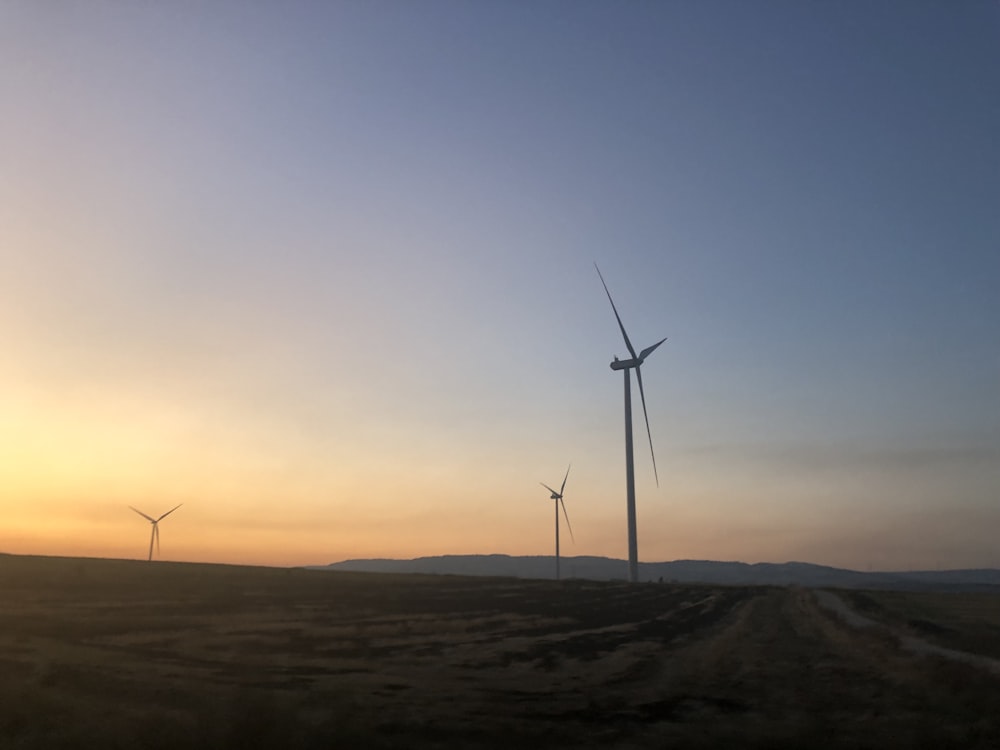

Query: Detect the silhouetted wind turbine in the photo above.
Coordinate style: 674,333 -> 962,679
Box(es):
129,504 -> 182,562
595,264 -> 666,583
540,464 -> 574,580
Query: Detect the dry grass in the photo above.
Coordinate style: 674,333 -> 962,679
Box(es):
2,554 -> 1000,748
840,588 -> 1000,660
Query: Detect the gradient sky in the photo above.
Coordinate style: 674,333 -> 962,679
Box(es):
2,2 -> 998,570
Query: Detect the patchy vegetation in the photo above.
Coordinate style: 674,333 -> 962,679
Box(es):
2,555 -> 1000,748
840,588 -> 1000,661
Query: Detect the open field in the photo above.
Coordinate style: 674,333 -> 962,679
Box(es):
2,555 -> 1000,749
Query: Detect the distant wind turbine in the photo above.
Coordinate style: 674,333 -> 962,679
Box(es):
595,264 -> 666,583
129,504 -> 182,562
540,464 -> 574,580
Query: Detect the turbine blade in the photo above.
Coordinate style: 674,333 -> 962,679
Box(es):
130,506 -> 155,523
595,264 -> 637,360
147,526 -> 155,561
155,523 -> 160,554
635,366 -> 659,487
639,337 -> 667,362
560,498 -> 575,543
559,463 -> 571,496
539,482 -> 559,497
156,503 -> 183,522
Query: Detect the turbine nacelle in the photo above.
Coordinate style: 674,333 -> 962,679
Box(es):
610,357 -> 641,370
611,337 -> 667,370
540,483 -> 562,500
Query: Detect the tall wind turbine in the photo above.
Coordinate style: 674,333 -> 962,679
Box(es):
595,264 -> 666,583
129,504 -> 182,562
540,464 -> 574,580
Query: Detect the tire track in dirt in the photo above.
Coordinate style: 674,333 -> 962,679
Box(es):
624,587 -> 1000,749
814,589 -> 1000,676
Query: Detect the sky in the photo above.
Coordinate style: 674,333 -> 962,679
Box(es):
1,1 -> 998,571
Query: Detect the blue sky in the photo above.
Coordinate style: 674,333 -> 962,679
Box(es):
1,2 -> 998,569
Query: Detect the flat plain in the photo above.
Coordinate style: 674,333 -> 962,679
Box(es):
2,554 -> 1000,749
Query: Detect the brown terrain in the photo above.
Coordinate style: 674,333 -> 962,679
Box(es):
2,554 -> 999,749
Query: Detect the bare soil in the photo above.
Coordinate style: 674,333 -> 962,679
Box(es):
2,554 -> 999,749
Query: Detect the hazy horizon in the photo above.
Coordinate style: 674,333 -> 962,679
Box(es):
5,549 -> 998,577
2,2 -> 998,570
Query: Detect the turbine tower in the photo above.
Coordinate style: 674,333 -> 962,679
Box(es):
595,264 -> 666,583
540,464 -> 574,580
129,504 -> 182,562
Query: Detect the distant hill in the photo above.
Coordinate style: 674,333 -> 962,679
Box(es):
313,555 -> 1000,591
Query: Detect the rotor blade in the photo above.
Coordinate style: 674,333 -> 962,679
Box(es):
559,463 -> 571,496
147,527 -> 155,561
539,482 -> 559,497
634,366 -> 659,487
639,337 -> 667,362
559,498 -> 575,543
156,503 -> 183,522
595,264 -> 637,360
154,523 -> 160,555
130,506 -> 155,523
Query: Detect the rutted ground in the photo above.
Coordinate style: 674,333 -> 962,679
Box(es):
816,589 -> 1000,676
1,555 -> 999,749
835,588 -> 1000,662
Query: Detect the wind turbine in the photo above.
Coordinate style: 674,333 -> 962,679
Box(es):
540,464 -> 574,580
129,504 -> 182,562
595,264 -> 666,583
